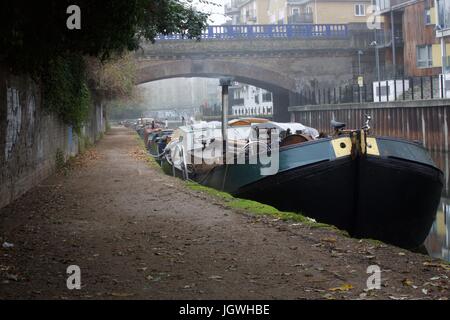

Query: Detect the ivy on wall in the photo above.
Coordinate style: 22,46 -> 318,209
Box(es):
42,54 -> 91,133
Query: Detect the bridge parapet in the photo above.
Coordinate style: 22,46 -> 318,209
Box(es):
139,38 -> 353,58
155,24 -> 348,41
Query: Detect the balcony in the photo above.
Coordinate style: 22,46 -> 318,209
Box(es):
437,0 -> 450,34
374,29 -> 403,47
241,9 -> 257,23
225,0 -> 247,12
374,0 -> 411,12
288,13 -> 313,24
225,6 -> 239,15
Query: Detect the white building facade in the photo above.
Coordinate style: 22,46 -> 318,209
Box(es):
231,84 -> 274,116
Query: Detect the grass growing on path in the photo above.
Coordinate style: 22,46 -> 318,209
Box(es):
134,134 -> 164,171
185,181 -> 337,230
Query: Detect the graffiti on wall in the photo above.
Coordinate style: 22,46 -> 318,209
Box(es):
5,87 -> 21,161
27,93 -> 35,142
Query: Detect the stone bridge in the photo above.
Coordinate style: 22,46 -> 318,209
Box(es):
136,24 -> 376,121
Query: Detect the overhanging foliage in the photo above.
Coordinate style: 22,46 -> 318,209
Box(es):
0,0 -> 208,129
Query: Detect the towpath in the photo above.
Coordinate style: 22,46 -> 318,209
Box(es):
0,127 -> 448,300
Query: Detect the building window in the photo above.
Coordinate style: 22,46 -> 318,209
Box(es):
355,4 -> 366,17
292,8 -> 300,16
262,92 -> 272,102
416,45 -> 433,68
425,8 -> 432,25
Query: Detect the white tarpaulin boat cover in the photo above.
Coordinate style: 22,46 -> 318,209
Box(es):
251,122 -> 319,139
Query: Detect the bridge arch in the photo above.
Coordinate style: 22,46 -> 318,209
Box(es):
137,59 -> 294,121
136,59 -> 298,93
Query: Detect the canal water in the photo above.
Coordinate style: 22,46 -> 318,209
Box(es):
425,151 -> 450,262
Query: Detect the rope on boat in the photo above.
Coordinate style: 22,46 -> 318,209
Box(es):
164,143 -> 189,180
164,140 -> 273,184
242,141 -> 272,154
148,151 -> 167,159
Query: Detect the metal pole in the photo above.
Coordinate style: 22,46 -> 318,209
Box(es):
442,35 -> 447,76
220,77 -> 233,155
358,50 -> 363,103
376,45 -> 381,82
441,36 -> 447,98
358,50 -> 362,75
372,30 -> 381,82
391,10 -> 397,79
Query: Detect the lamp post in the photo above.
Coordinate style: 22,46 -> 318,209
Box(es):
220,77 -> 233,158
358,50 -> 363,76
358,50 -> 364,102
370,40 -> 381,83
391,9 -> 397,79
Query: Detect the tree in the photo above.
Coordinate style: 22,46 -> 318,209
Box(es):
0,0 -> 208,75
0,0 -> 208,130
85,53 -> 138,101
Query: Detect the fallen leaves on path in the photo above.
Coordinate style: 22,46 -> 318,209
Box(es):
128,147 -> 149,162
329,283 -> 353,292
320,237 -> 337,244
109,292 -> 135,298
67,150 -> 103,169
423,262 -> 450,271
401,278 -> 416,288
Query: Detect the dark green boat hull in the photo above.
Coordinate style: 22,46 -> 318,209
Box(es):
164,137 -> 444,249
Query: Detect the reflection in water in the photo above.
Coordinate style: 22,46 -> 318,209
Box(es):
425,151 -> 449,262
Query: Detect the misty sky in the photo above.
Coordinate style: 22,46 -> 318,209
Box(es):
185,0 -> 228,25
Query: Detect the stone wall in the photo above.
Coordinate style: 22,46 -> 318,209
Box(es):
0,67 -> 106,209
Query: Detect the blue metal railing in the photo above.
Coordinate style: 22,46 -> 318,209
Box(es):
155,24 -> 348,41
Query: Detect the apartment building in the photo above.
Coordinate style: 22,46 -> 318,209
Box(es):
436,0 -> 450,73
224,0 -> 271,24
226,0 -> 373,25
268,0 -> 372,24
374,0 -> 450,78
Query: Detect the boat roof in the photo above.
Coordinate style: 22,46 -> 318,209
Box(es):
174,119 -> 318,139
229,118 -> 270,127
252,122 -> 307,132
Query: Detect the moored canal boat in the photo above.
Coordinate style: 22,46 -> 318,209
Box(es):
147,128 -> 174,156
160,117 -> 444,249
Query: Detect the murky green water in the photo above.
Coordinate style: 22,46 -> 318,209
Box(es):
425,151 -> 449,262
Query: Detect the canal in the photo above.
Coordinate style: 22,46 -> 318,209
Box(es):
425,151 -> 450,262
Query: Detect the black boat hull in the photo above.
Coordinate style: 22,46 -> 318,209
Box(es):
355,156 -> 443,248
237,157 -> 357,232
236,155 -> 443,248
162,135 -> 444,249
